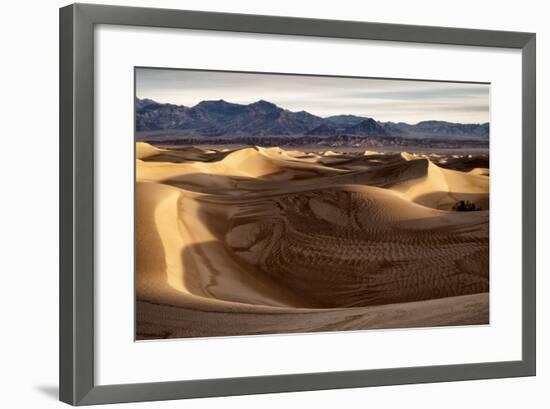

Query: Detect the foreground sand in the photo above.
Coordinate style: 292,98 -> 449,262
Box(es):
136,143 -> 489,339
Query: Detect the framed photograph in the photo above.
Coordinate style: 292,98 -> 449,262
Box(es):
60,3 -> 536,405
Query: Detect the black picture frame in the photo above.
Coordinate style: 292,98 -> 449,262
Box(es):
59,3 -> 536,406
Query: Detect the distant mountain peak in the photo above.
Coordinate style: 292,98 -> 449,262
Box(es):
416,120 -> 452,126
346,118 -> 387,136
250,99 -> 278,109
195,99 -> 240,107
255,99 -> 275,105
137,97 -> 157,104
135,97 -> 489,140
135,98 -> 163,110
325,114 -> 369,128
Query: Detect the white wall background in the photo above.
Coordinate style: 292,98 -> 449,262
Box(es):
0,0 -> 547,407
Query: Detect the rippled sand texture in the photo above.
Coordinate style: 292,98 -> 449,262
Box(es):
136,143 -> 489,339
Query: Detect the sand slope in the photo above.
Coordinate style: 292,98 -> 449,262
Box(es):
135,143 -> 489,339
391,157 -> 489,210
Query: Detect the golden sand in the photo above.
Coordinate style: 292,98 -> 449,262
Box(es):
135,142 -> 489,339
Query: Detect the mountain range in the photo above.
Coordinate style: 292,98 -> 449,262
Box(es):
136,98 -> 489,140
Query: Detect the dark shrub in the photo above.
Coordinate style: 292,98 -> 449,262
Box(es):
452,200 -> 481,212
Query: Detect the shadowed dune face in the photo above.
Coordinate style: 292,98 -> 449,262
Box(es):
135,142 -> 489,339
223,187 -> 488,308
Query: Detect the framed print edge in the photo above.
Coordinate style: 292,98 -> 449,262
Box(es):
59,3 -> 536,406
60,4 -> 95,405
521,35 -> 536,373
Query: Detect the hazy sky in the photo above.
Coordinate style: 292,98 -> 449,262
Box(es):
136,68 -> 490,124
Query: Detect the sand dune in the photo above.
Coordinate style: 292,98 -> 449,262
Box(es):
136,141 -> 162,159
135,143 -> 489,339
469,167 -> 490,176
391,158 -> 489,210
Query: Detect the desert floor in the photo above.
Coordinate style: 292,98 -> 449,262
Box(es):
135,143 -> 489,339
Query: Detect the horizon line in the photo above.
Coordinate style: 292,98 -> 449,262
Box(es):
135,96 -> 490,127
